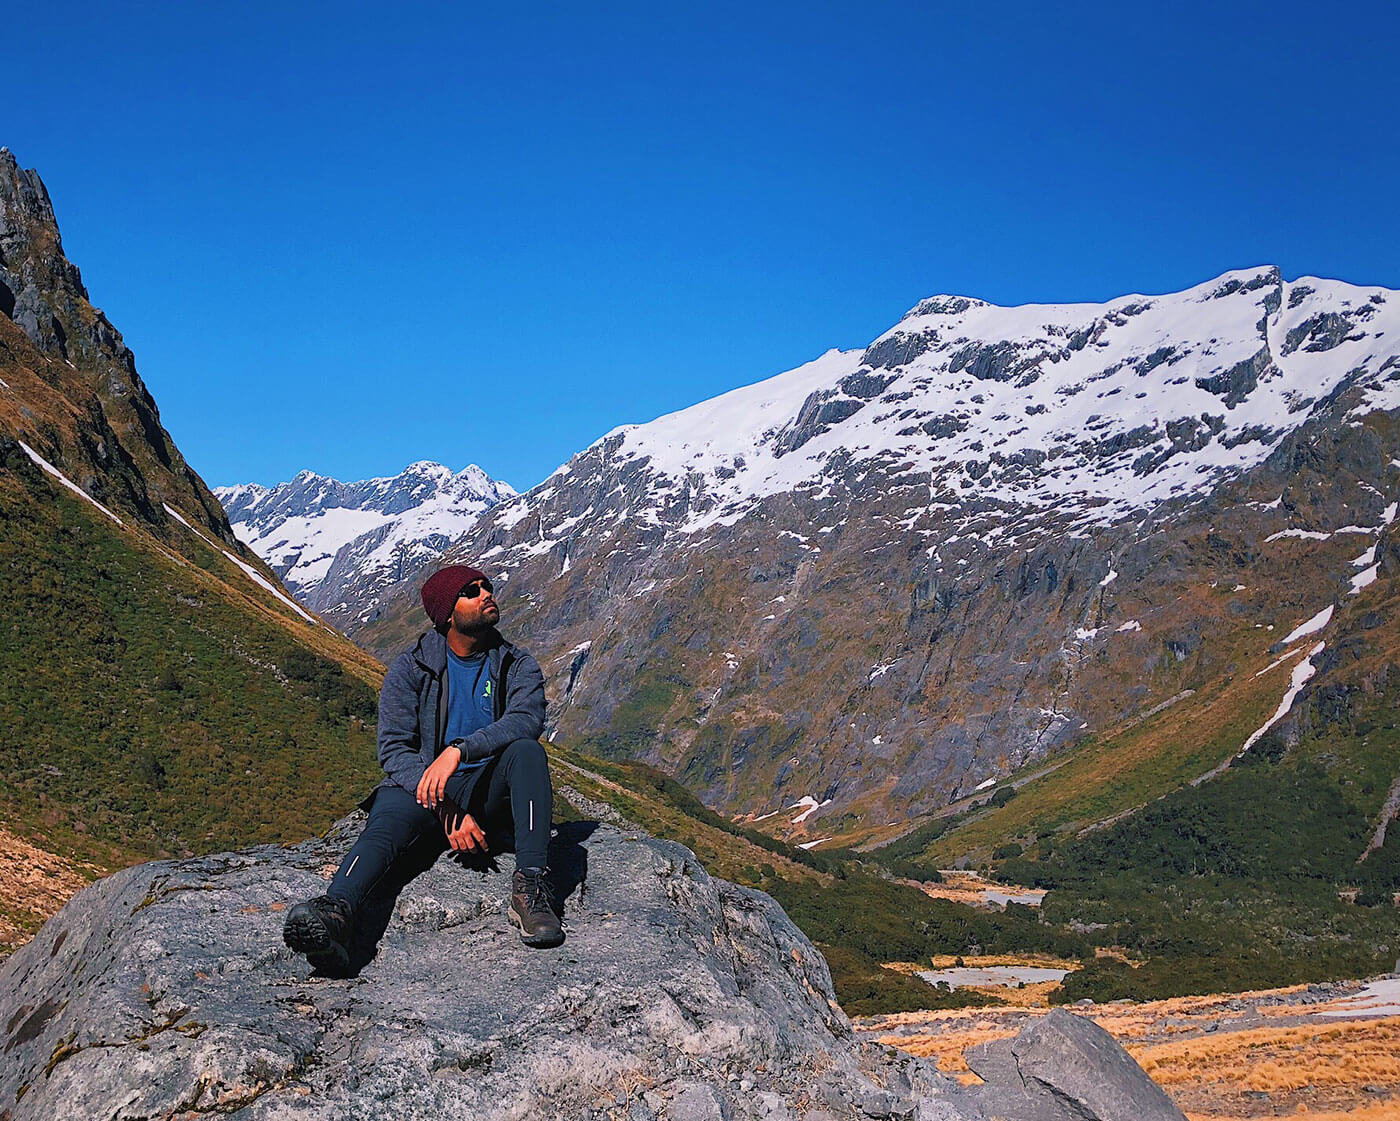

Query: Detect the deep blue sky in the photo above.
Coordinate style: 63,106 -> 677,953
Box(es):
7,2 -> 1398,492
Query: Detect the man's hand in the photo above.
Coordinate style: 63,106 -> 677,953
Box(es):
442,807 -> 488,853
416,745 -> 462,809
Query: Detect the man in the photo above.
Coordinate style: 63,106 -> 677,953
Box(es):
283,563 -> 562,969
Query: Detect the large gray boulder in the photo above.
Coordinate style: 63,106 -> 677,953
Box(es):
965,1007 -> 1187,1121
0,818 -> 980,1120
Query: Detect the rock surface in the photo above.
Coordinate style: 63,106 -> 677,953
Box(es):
965,1008 -> 1187,1121
1,818 -> 998,1120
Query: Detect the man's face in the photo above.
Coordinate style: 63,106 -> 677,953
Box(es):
450,577 -> 500,631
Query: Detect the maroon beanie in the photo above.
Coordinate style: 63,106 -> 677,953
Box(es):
421,564 -> 488,628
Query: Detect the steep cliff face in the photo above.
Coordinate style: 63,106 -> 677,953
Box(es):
0,147 -> 236,545
353,268 -> 1400,833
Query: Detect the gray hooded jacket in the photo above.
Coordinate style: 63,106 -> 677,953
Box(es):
369,627 -> 547,801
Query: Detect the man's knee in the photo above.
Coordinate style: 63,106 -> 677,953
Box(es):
503,738 -> 548,771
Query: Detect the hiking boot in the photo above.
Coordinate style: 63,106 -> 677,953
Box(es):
283,895 -> 354,971
510,867 -> 563,948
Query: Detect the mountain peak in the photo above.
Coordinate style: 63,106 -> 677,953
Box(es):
217,458 -> 515,623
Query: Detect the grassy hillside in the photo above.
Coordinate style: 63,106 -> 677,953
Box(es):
0,458 -> 387,945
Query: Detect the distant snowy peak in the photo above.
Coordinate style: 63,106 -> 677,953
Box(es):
214,462 -> 514,616
518,266 -> 1399,538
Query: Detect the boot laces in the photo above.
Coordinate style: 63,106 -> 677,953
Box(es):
520,870 -> 553,914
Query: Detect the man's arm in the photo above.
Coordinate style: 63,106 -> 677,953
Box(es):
377,654 -> 429,792
454,651 -> 546,762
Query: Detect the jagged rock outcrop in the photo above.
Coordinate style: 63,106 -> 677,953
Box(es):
0,818 -> 1173,1120
966,1009 -> 1186,1121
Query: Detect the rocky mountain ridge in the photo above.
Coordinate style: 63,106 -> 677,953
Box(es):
350,266 -> 1400,835
216,461 -> 514,630
0,147 -> 239,547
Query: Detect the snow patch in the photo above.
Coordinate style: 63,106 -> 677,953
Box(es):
1280,605 -> 1334,646
974,777 -> 997,792
1115,620 -> 1142,632
1266,529 -> 1332,542
1098,569 -> 1118,588
1350,565 -> 1380,594
1240,642 -> 1324,755
19,441 -> 124,526
789,796 -> 832,825
164,503 -> 318,624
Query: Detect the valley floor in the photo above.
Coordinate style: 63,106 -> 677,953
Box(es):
858,976 -> 1400,1120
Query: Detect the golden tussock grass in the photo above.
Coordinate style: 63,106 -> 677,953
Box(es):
875,1025 -> 1017,1084
921,952 -> 1079,970
1189,1108 -> 1400,1121
0,821 -> 103,951
1132,1019 -> 1400,1092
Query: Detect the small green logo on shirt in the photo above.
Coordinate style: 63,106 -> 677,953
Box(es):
483,681 -> 493,698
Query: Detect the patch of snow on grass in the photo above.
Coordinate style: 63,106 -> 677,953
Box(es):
1241,641 -> 1324,755
1280,606 -> 1334,646
868,662 -> 895,681
797,837 -> 831,850
789,796 -> 831,824
1350,565 -> 1380,595
1115,620 -> 1142,632
1266,528 -> 1332,542
164,503 -> 318,624
1098,569 -> 1117,587
20,441 -> 124,526
974,777 -> 997,792
1352,546 -> 1378,567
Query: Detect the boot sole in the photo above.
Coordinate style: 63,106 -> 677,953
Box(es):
509,904 -> 564,948
283,909 -> 351,971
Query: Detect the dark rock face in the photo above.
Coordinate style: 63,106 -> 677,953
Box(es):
966,1008 -> 1187,1121
0,147 -> 240,546
0,819 -> 992,1120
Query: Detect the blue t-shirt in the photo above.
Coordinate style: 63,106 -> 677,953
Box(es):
445,649 -> 495,772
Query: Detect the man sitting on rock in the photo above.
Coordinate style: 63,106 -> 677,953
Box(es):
284,563 -> 562,967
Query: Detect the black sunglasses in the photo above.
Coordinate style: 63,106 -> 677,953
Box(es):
459,578 -> 494,599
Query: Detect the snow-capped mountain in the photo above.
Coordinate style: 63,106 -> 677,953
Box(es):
529,267 -> 1396,536
216,462 -> 514,626
354,266 -> 1400,832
